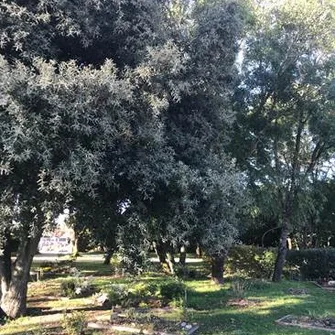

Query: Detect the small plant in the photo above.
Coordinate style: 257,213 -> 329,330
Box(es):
110,255 -> 124,276
60,270 -> 95,298
230,279 -> 249,299
107,284 -> 129,306
62,311 -> 86,335
159,281 -> 185,301
106,282 -> 161,307
124,307 -> 138,319
61,279 -> 77,298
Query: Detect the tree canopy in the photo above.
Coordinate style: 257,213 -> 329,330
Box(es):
0,0 -> 249,317
232,0 -> 335,281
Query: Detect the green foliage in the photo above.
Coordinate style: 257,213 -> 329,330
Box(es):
159,281 -> 186,301
115,221 -> 150,276
232,0 -> 335,280
60,269 -> 95,298
227,245 -> 335,281
105,280 -> 186,307
226,245 -> 276,279
132,282 -> 159,297
106,282 -> 156,308
107,283 -> 152,308
0,0 -> 248,317
248,279 -> 271,291
107,284 -> 129,307
286,248 -> 335,280
62,311 -> 86,335
60,280 -> 77,298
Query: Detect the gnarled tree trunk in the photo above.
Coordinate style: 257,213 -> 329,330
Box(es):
154,241 -> 175,274
0,232 -> 41,319
211,254 -> 225,285
154,241 -> 167,264
166,248 -> 175,275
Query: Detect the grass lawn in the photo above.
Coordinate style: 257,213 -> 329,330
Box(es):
0,254 -> 334,335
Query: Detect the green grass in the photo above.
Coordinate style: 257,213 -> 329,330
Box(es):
184,279 -> 335,335
1,254 -> 334,335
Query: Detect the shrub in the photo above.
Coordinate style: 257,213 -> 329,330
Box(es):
159,281 -> 185,301
62,311 -> 86,335
60,280 -> 77,298
226,245 -> 335,281
60,271 -> 95,298
131,282 -> 158,297
286,248 -> 335,280
107,284 -> 129,306
105,281 -> 186,308
106,282 -> 159,308
226,245 -> 276,279
230,279 -> 249,299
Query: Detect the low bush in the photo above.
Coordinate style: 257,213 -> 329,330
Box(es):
226,245 -> 276,279
105,280 -> 185,308
286,248 -> 335,280
60,269 -> 95,298
107,283 -> 148,308
107,284 -> 129,306
62,311 -> 86,335
60,280 -> 77,298
159,281 -> 185,301
225,245 -> 335,281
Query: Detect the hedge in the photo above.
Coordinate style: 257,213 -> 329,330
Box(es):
226,245 -> 335,280
286,248 -> 335,280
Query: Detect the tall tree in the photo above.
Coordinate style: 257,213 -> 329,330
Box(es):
0,0 -> 249,320
233,0 -> 335,281
0,0 -> 178,317
69,0 -> 250,282
156,0 -> 249,282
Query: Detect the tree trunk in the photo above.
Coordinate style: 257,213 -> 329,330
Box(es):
196,244 -> 202,258
72,237 -> 79,258
211,255 -> 225,285
103,250 -> 112,265
0,232 -> 41,319
272,224 -> 289,282
0,231 -> 12,296
154,242 -> 167,264
166,243 -> 176,274
166,250 -> 175,275
179,245 -> 186,266
154,241 -> 176,274
0,278 -> 29,318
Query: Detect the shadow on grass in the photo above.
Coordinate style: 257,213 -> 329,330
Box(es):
26,304 -> 111,317
185,280 -> 334,335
